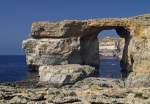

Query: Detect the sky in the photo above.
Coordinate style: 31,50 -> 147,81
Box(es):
0,0 -> 149,55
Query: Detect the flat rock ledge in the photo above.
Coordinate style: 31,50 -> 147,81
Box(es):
0,77 -> 150,104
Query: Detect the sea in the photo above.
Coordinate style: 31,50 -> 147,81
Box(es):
0,55 -> 122,83
99,56 -> 122,78
0,55 -> 28,83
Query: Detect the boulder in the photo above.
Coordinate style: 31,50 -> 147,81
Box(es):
39,64 -> 95,87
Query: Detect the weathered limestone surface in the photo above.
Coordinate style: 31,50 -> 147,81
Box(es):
31,19 -> 136,38
126,37 -> 150,87
22,14 -> 150,87
39,64 -> 95,87
31,14 -> 150,38
31,21 -> 86,38
23,37 -> 81,65
0,78 -> 150,104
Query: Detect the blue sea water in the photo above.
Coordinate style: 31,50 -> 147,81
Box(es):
0,55 -> 28,83
99,56 -> 122,78
0,55 -> 121,83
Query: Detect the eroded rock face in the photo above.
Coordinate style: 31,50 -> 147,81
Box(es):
130,38 -> 150,73
23,37 -> 81,66
39,64 -> 95,87
22,14 -> 150,87
126,37 -> 150,87
31,21 -> 87,38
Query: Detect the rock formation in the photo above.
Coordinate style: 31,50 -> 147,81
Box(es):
22,14 -> 150,87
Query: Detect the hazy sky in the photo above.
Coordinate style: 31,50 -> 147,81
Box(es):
0,0 -> 149,55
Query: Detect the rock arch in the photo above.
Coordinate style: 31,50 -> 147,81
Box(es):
80,26 -> 132,76
23,14 -> 150,87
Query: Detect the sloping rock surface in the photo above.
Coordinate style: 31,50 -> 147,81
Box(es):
39,64 -> 95,87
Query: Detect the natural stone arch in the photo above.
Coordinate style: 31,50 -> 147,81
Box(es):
79,26 -> 132,76
23,14 -> 150,87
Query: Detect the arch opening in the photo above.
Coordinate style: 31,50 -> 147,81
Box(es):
98,29 -> 122,78
80,26 -> 132,78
